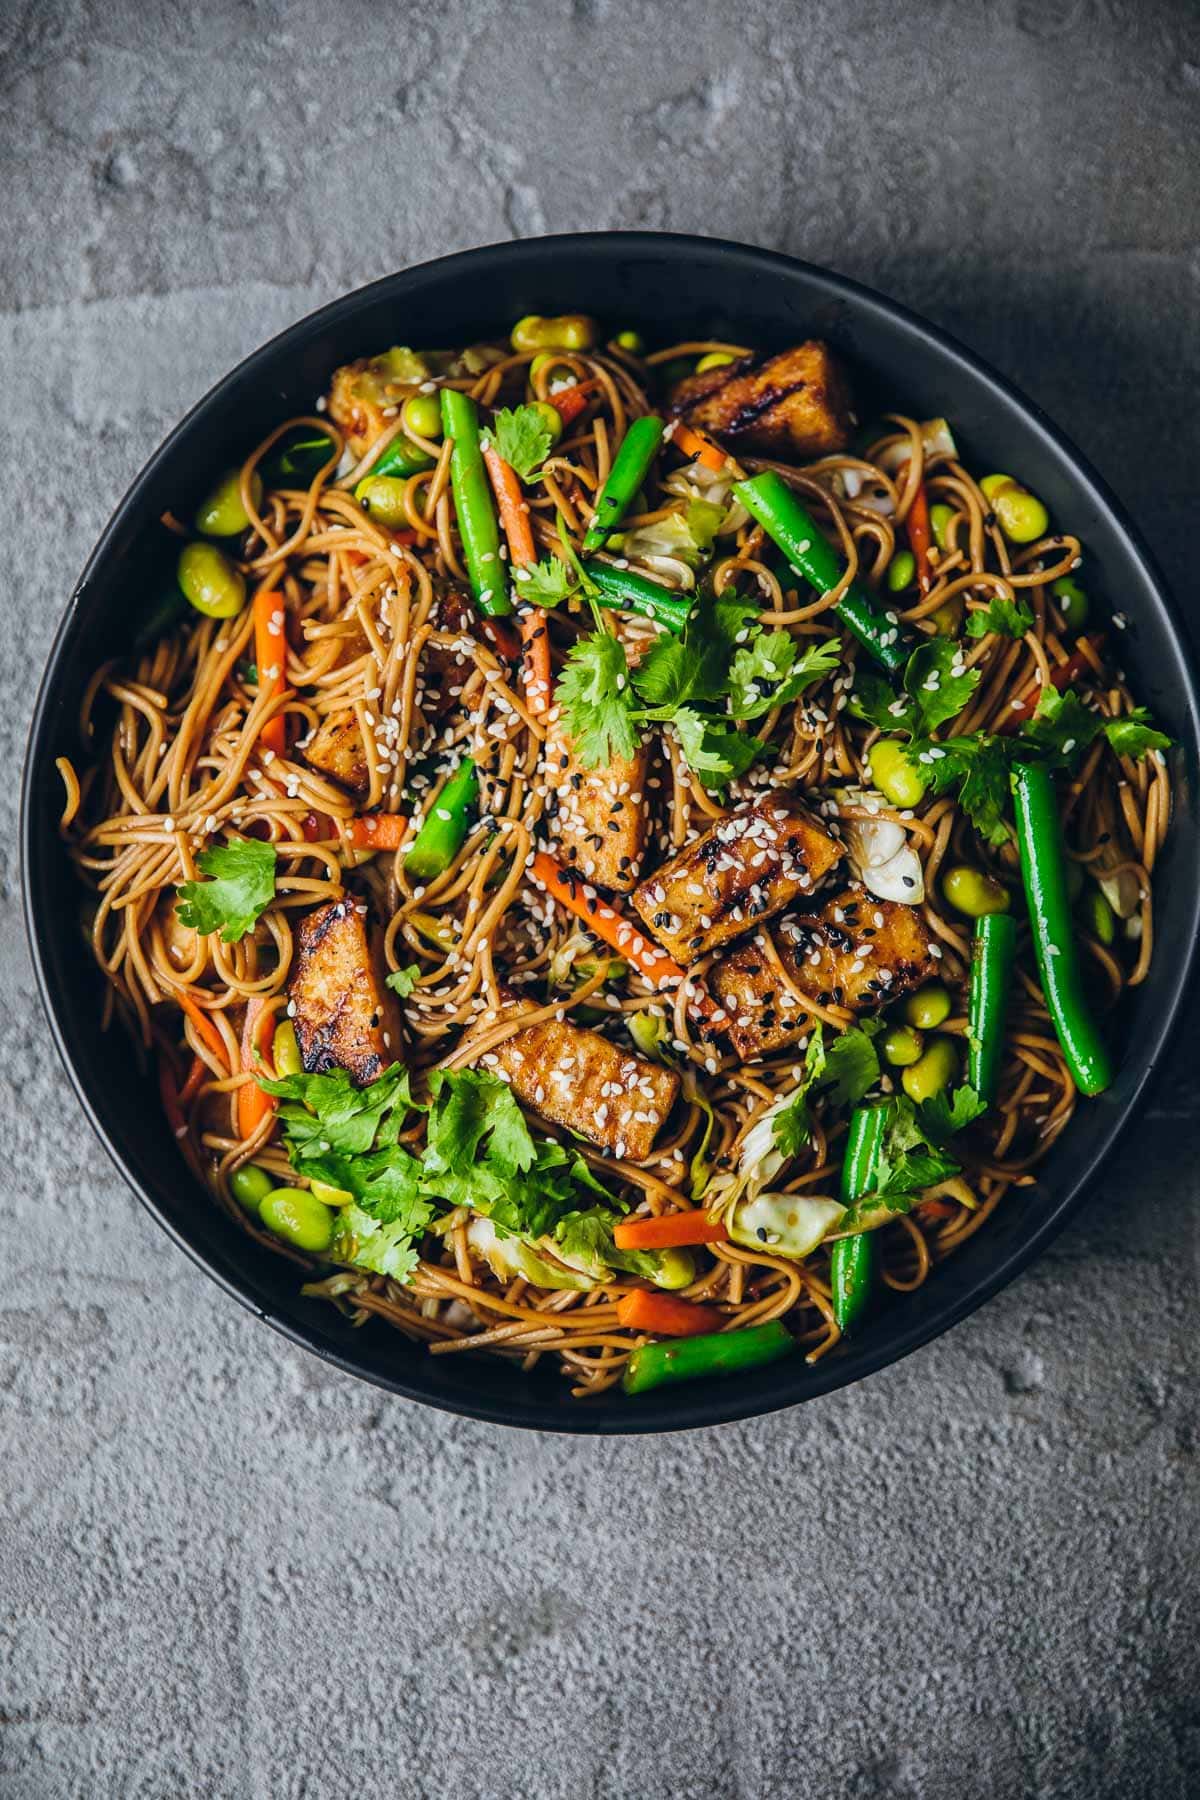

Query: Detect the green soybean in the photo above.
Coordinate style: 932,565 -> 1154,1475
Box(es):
177,542 -> 245,619
195,468 -> 263,538
869,738 -> 927,808
882,1024 -> 925,1067
259,1188 -> 336,1254
901,1036 -> 958,1104
902,983 -> 952,1030
230,1164 -> 275,1215
942,865 -> 1011,919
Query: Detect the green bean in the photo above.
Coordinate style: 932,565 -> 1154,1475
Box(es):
831,1103 -> 888,1335
734,471 -> 914,672
440,389 -> 512,616
581,560 -> 692,635
177,542 -> 245,619
1011,763 -> 1112,1094
621,1320 -> 793,1395
968,913 -> 1017,1105
405,758 -> 479,882
582,414 -> 665,552
371,433 -> 435,480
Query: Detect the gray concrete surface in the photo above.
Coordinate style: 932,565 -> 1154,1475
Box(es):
3,2 -> 1199,1795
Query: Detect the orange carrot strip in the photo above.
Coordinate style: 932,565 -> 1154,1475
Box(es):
670,421 -> 727,473
253,589 -> 288,757
179,1055 -> 207,1106
916,1198 -> 958,1222
997,637 -> 1104,734
345,813 -> 409,851
906,481 -> 933,596
615,1289 -> 725,1337
238,997 -> 276,1141
174,988 -> 231,1071
612,1213 -> 729,1251
530,851 -> 693,993
547,384 -> 592,428
482,445 -> 552,717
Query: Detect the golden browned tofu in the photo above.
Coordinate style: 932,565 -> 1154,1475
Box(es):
300,707 -> 371,798
544,717 -> 649,893
669,341 -> 854,460
711,888 -> 940,1059
631,791 -> 842,965
470,1001 -> 680,1163
327,347 -> 429,457
290,899 -> 404,1084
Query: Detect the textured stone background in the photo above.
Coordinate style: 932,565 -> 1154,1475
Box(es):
3,2 -> 1199,1796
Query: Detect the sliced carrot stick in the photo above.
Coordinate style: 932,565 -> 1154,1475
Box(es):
238,997 -> 276,1141
670,421 -> 727,473
997,637 -> 1104,734
906,481 -> 933,596
301,810 -> 335,842
253,589 -> 289,757
179,1055 -> 208,1106
612,1212 -> 729,1251
530,851 -> 692,993
482,445 -> 552,717
615,1288 -> 725,1337
174,988 -> 231,1071
916,1198 -> 958,1222
547,384 -> 592,428
345,812 -> 409,851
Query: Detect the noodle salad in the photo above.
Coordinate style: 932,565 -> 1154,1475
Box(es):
57,316 -> 1172,1400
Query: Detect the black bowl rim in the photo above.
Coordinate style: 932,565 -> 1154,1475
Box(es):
21,230 -> 1200,1434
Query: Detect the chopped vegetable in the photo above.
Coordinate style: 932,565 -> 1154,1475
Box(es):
611,1212 -> 729,1250
344,813 -> 409,851
1011,762 -> 1113,1095
440,388 -> 512,617
906,483 -> 934,596
238,997 -> 277,1141
485,404 -> 555,481
968,912 -> 1017,1105
176,839 -> 277,944
830,1102 -> 888,1335
177,541 -> 245,620
581,559 -> 693,634
582,414 -> 665,552
621,1320 -> 793,1395
735,471 -> 914,672
669,420 -> 727,471
252,589 -> 288,757
530,851 -> 702,999
405,758 -> 479,882
615,1289 -> 725,1337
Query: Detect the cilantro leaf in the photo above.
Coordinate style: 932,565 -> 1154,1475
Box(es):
672,708 -> 764,790
257,1063 -> 417,1157
554,1207 -> 658,1280
904,639 -> 980,736
385,964 -> 421,998
921,734 -> 1015,846
1103,712 -> 1172,760
513,555 -> 578,608
852,666 -> 912,733
632,584 -> 760,713
771,1091 -> 813,1160
556,631 -> 640,766
965,597 -> 1034,639
918,1083 -> 988,1145
727,633 -> 843,721
330,1202 -> 425,1284
822,1022 -> 883,1108
423,1068 -> 535,1184
487,404 -> 554,480
176,840 -> 276,944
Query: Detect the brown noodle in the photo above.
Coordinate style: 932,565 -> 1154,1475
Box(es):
57,332 -> 1169,1399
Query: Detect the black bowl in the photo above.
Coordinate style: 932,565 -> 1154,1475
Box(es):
22,233 -> 1200,1434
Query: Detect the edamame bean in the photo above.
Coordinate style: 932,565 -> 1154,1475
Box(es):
272,1020 -> 302,1077
980,473 -> 1049,543
401,391 -> 443,440
929,502 -> 955,549
529,399 -> 564,444
614,329 -> 645,354
259,1188 -> 335,1253
869,738 -> 927,809
230,1163 -> 275,1215
651,1248 -> 696,1290
1052,575 -> 1089,632
886,549 -> 916,592
354,474 -> 410,528
511,313 -> 596,353
696,351 -> 736,373
902,983 -> 952,1030
901,1035 -> 958,1104
177,542 -> 246,619
1082,887 -> 1116,945
882,1024 -> 925,1067
195,467 -> 263,538
942,864 -> 1011,918
930,596 -> 964,637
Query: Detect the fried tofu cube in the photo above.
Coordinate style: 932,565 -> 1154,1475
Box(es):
300,707 -> 371,798
711,888 -> 940,1059
669,340 -> 854,460
470,999 -> 680,1163
630,790 -> 842,965
289,899 -> 404,1085
544,718 -> 649,893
